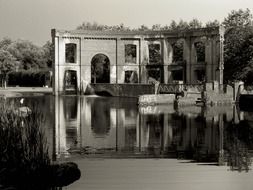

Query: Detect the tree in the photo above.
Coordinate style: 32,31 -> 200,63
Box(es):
176,19 -> 189,30
223,9 -> 253,82
42,41 -> 54,68
151,24 -> 162,31
188,18 -> 202,29
223,8 -> 253,28
0,37 -> 12,50
137,24 -> 149,31
205,20 -> 220,27
169,20 -> 178,30
0,50 -> 17,88
76,22 -> 130,31
6,40 -> 46,70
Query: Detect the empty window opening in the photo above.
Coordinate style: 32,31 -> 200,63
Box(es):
172,40 -> 184,62
124,70 -> 138,83
172,70 -> 183,81
194,42 -> 205,63
195,69 -> 206,82
147,66 -> 163,83
125,44 -> 137,64
65,43 -> 77,63
64,70 -> 77,91
148,44 -> 161,64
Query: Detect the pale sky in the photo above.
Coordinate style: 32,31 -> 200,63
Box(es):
0,0 -> 253,46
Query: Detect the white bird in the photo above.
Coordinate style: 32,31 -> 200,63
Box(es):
20,98 -> 24,105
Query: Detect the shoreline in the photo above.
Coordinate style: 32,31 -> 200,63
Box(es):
0,87 -> 52,97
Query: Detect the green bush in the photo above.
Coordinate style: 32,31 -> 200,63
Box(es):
8,70 -> 51,87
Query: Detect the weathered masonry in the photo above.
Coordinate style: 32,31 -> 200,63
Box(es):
52,27 -> 225,95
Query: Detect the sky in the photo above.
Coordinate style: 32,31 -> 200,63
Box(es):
0,0 -> 253,46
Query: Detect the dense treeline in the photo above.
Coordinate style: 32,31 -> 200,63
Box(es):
0,39 -> 53,87
76,18 -> 219,31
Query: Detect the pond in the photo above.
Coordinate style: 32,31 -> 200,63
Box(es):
4,95 -> 253,189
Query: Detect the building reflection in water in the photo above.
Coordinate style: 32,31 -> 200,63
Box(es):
54,96 -> 253,171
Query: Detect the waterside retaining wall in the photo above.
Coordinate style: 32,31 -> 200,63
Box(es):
139,81 -> 243,107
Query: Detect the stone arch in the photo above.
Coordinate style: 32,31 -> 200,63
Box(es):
91,53 -> 110,83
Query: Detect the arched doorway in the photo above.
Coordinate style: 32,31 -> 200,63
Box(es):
91,54 -> 110,83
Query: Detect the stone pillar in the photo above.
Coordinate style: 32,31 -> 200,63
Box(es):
110,43 -> 117,84
140,38 -> 149,84
164,40 -> 173,83
80,39 -> 91,89
58,37 -> 65,94
183,38 -> 191,83
163,39 -> 173,84
116,38 -> 119,84
53,36 -> 59,95
190,40 -> 197,83
205,38 -> 213,82
218,26 -> 225,85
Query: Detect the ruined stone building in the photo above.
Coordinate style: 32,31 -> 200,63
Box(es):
52,27 -> 224,95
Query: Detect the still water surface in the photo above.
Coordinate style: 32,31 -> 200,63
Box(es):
11,95 -> 253,189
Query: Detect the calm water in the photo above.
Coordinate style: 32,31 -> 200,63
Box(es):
8,95 -> 253,189
14,95 -> 253,170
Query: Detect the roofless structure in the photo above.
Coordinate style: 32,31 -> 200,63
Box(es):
51,26 -> 225,95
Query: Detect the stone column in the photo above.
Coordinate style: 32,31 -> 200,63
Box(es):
164,40 -> 173,84
205,38 -> 213,82
140,38 -> 149,84
116,38 -> 119,84
190,40 -> 197,83
58,37 -> 65,94
183,38 -> 191,83
218,26 -> 225,85
53,36 -> 59,95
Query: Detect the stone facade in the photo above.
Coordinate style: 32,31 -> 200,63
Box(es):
52,27 -> 225,95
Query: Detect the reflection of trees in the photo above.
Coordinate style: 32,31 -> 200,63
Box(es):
224,121 -> 253,172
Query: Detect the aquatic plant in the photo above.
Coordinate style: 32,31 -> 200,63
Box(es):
0,100 -> 50,189
0,99 -> 81,189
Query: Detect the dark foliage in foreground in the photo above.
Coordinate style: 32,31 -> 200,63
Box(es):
0,100 -> 80,189
0,101 -> 50,189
